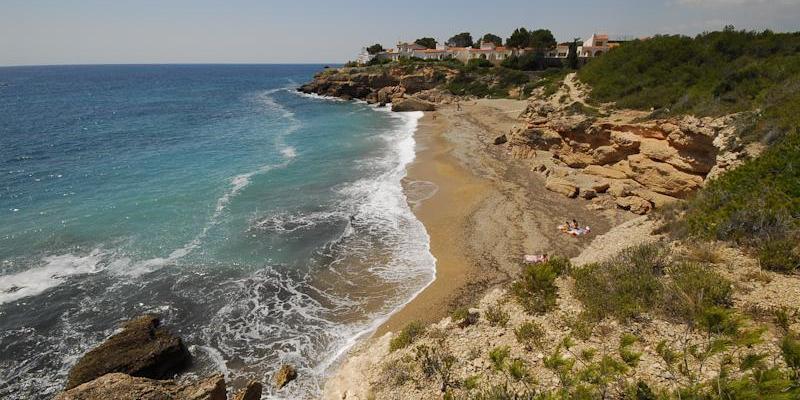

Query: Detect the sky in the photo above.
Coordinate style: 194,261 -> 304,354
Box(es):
1,0 -> 799,66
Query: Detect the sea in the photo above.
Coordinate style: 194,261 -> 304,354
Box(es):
0,64 -> 435,399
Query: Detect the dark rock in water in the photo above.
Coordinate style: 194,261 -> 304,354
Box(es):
232,381 -> 263,400
55,373 -> 226,400
65,315 -> 191,390
494,134 -> 508,145
392,97 -> 436,112
273,364 -> 298,390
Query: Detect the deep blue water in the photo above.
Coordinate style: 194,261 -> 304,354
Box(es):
0,65 -> 434,399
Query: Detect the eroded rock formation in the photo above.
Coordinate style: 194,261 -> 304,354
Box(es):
298,65 -> 457,111
505,76 -> 752,214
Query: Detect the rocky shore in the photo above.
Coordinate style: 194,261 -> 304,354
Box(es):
298,64 -> 470,112
53,315 -> 269,400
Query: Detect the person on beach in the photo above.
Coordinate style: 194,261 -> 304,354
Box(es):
456,101 -> 462,111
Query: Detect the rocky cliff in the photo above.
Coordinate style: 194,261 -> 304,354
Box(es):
505,73 -> 758,214
298,65 -> 459,111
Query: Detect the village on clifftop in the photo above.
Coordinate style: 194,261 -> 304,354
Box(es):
356,33 -> 629,66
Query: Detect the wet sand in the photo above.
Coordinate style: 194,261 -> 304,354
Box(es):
378,99 -> 627,335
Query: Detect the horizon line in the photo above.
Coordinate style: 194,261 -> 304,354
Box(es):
0,62 -> 343,69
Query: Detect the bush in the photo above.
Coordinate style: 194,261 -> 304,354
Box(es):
484,303 -> 510,328
572,243 -> 668,321
661,262 -> 733,324
682,131 -> 800,273
758,237 -> 800,273
466,58 -> 493,70
781,333 -> 800,377
515,321 -> 546,351
390,321 -> 426,351
512,260 -> 560,315
452,307 -> 479,328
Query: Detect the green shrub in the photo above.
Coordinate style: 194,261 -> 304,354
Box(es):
488,346 -> 510,371
758,237 -> 800,273
496,68 -> 529,86
698,306 -> 742,336
512,260 -> 559,315
515,321 -> 546,351
466,58 -> 494,70
681,131 -> 800,273
618,334 -> 641,367
661,262 -> 733,324
484,303 -> 510,328
781,333 -> 800,376
390,321 -> 426,351
452,307 -> 479,328
415,344 -> 457,392
572,243 -> 668,321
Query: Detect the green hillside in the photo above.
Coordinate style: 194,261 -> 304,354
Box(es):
579,29 -> 800,143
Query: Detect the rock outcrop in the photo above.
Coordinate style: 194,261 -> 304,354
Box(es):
56,373 -> 227,400
65,315 -> 191,390
391,96 -> 436,112
298,65 -> 458,111
57,316 -> 264,400
273,364 -> 298,390
298,65 -> 456,104
507,76 -> 750,213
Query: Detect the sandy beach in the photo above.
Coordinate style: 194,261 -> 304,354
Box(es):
378,99 -> 630,334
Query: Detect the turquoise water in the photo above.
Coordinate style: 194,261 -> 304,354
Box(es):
0,65 -> 434,399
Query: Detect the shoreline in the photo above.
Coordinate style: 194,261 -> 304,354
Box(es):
377,99 -> 629,335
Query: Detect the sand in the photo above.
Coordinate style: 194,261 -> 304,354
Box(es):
377,99 -> 630,335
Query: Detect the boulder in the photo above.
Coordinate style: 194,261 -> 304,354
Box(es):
65,315 -> 191,390
494,134 -> 508,145
377,86 -> 404,104
232,381 -> 263,400
545,177 -> 578,198
55,373 -> 226,400
391,97 -> 436,112
274,364 -> 298,390
616,196 -> 653,215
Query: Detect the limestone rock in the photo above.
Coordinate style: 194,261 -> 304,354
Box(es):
399,74 -> 440,94
274,364 -> 298,390
545,177 -> 578,198
616,196 -> 653,215
55,373 -> 226,400
392,97 -> 436,112
65,315 -> 191,390
608,180 -> 639,198
631,188 -> 679,209
232,381 -> 263,400
583,165 -> 627,180
627,154 -> 704,198
580,189 -> 598,199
